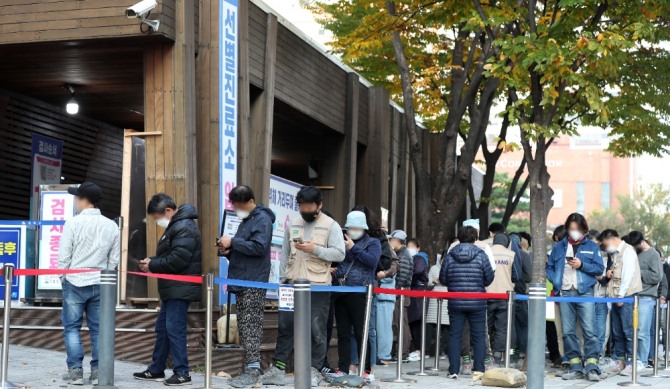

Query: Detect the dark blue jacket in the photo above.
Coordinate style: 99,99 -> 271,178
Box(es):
547,237 -> 604,295
228,205 -> 275,292
439,243 -> 494,311
335,234 -> 381,287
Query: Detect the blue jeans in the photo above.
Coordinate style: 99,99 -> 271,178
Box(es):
376,299 -> 395,360
638,297 -> 655,363
148,299 -> 191,377
559,289 -> 600,373
595,303 -> 610,356
611,302 -> 634,362
351,297 -> 378,366
62,280 -> 100,370
448,309 -> 486,375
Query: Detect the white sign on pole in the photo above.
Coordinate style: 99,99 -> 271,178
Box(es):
38,189 -> 76,290
268,175 -> 302,246
278,286 -> 294,311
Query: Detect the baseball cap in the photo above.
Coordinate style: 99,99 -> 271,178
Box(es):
463,218 -> 480,231
68,182 -> 102,204
389,229 -> 407,242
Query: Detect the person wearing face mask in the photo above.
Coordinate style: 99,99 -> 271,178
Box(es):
626,231 -> 663,370
58,182 -> 119,386
134,193 -> 202,386
546,213 -> 604,382
407,238 -> 429,267
598,229 -> 642,376
216,186 -> 275,388
328,211 -> 381,382
261,186 -> 345,387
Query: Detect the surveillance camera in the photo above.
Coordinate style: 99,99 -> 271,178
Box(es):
125,0 -> 157,19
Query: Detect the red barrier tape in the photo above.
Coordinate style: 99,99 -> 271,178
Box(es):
374,288 -> 508,300
13,268 -> 100,276
127,271 -> 203,284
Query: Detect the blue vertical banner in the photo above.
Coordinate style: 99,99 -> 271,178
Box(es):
0,228 -> 22,300
219,0 -> 239,305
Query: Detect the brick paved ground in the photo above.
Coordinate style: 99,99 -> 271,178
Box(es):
5,345 -> 670,388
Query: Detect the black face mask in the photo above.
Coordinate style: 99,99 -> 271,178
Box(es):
301,210 -> 320,223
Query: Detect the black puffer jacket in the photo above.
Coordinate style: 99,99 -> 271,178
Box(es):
439,242 -> 494,311
228,205 -> 275,292
395,246 -> 413,288
149,204 -> 202,301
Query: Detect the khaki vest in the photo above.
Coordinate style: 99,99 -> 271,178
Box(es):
285,214 -> 334,285
607,242 -> 643,297
486,245 -> 515,293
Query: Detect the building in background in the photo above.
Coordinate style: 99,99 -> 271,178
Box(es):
493,129 -> 637,228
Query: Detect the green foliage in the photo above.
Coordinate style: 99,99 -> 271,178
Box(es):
489,172 -> 530,232
588,184 -> 670,253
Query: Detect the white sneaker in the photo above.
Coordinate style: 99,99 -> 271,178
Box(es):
407,352 -> 421,362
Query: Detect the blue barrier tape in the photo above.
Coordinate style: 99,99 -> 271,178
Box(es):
213,277 -> 366,293
0,220 -> 66,226
515,294 -> 636,304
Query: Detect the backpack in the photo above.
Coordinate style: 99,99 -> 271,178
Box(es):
376,238 -> 394,272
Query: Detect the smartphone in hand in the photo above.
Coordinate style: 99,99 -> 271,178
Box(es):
293,237 -> 304,244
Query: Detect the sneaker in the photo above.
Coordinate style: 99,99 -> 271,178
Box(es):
260,366 -> 286,386
556,362 -> 570,377
310,367 -> 321,387
323,370 -> 347,382
599,356 -> 612,367
638,361 -> 650,373
484,357 -> 496,371
320,366 -> 338,375
407,352 -> 421,362
134,369 -> 166,381
460,356 -> 472,376
621,364 -> 633,376
562,371 -> 585,380
363,371 -> 375,384
229,368 -> 261,388
587,369 -> 601,382
63,368 -> 84,385
89,369 -> 98,385
164,374 -> 192,386
448,373 -> 458,379
439,353 -> 447,360
607,360 -> 625,374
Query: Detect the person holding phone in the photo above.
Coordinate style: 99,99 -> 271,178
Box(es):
261,186 -> 345,387
216,186 -> 275,388
547,213 -> 605,382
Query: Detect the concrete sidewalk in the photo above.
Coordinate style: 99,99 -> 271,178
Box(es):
4,345 -> 670,388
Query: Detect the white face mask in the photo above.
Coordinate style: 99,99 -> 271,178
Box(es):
236,209 -> 250,219
606,245 -> 617,254
347,229 -> 364,240
407,248 -> 418,257
156,218 -> 170,229
568,230 -> 583,241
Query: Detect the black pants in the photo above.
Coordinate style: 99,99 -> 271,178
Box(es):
409,320 -> 425,352
335,293 -> 371,371
322,292 -> 337,369
514,300 -> 528,353
546,320 -> 561,362
275,292 -> 330,369
487,300 -> 508,353
426,323 -> 449,356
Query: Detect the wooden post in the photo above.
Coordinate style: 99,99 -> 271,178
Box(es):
238,0 -> 252,186
360,87 -> 391,216
248,13 -> 277,198
195,0 -> 221,299
388,108 -> 401,230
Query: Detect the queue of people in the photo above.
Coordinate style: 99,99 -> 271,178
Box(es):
57,181 -> 669,387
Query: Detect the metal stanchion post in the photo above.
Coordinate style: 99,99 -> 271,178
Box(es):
294,279 -> 311,389
381,289 -> 415,383
115,216 -> 124,308
204,273 -> 213,388
526,283 -> 547,389
358,284 -> 374,377
619,295 -> 649,387
0,264 -> 24,389
665,303 -> 670,372
649,297 -> 669,378
504,291 -> 515,369
409,297 -> 429,376
427,298 -> 442,375
98,270 -> 118,389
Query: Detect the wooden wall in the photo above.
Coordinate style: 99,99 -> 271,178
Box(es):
0,88 -> 123,220
0,0 -> 186,45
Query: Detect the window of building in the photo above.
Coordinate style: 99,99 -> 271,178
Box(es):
576,182 -> 585,214
553,189 -> 563,209
602,182 -> 611,210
